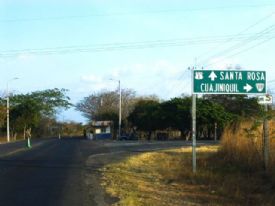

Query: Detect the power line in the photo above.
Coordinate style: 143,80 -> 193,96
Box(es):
196,11 -> 275,62
163,22 -> 275,96
199,24 -> 275,67
1,32 -> 274,58
199,24 -> 275,65
1,4 -> 275,23
204,35 -> 275,68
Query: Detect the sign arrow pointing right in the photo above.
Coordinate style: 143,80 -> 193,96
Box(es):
244,83 -> 253,92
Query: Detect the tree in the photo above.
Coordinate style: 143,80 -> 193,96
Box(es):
11,88 -> 71,117
10,98 -> 41,139
9,88 -> 71,138
128,96 -> 233,140
76,89 -> 137,130
128,99 -> 161,140
196,98 -> 233,139
203,94 -> 261,119
159,97 -> 191,138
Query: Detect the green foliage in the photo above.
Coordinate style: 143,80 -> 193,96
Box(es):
10,98 -> 42,131
77,89 -> 263,140
0,88 -> 72,138
127,94 -> 261,139
159,97 -> 191,135
128,100 -> 160,135
197,99 -> 233,132
11,88 -> 71,117
204,94 -> 262,119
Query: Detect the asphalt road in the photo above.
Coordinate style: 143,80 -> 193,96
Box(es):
0,138 -> 213,206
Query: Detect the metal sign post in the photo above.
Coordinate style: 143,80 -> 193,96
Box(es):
263,103 -> 270,170
191,68 -> 197,173
258,94 -> 271,170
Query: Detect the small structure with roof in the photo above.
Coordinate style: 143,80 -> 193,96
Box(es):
85,121 -> 113,140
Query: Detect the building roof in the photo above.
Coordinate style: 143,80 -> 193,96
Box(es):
91,121 -> 113,127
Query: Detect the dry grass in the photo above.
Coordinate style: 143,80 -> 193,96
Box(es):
101,121 -> 275,206
0,136 -> 6,143
221,120 -> 275,174
0,136 -> 25,143
101,145 -> 275,206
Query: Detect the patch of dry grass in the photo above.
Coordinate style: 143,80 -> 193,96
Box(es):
102,143 -> 275,206
101,121 -> 275,206
0,135 -> 25,143
221,121 -> 275,174
101,146 -> 235,205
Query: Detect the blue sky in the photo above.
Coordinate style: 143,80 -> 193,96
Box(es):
1,0 -> 275,123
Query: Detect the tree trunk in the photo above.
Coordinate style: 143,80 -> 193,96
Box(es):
147,131 -> 152,141
23,125 -> 26,140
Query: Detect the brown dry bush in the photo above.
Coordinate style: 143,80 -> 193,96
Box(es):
220,120 -> 275,175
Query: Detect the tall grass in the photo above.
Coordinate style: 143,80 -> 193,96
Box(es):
220,120 -> 275,175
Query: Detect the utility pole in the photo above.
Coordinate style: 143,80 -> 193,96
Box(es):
263,104 -> 269,170
6,77 -> 19,143
109,78 -> 122,139
118,80 -> 122,139
6,93 -> 10,142
191,67 -> 197,173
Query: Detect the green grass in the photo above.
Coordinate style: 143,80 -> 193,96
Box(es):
101,146 -> 275,206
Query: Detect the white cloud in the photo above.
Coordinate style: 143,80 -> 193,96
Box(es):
17,53 -> 34,61
77,60 -> 191,100
81,74 -> 103,83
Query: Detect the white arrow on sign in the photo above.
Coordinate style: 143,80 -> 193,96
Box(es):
208,71 -> 217,81
244,83 -> 253,92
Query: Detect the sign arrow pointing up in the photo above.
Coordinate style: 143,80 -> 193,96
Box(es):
208,71 -> 217,81
244,83 -> 253,92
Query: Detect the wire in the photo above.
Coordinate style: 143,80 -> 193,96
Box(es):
196,11 -> 275,62
199,24 -> 275,67
161,19 -> 275,97
1,32 -> 274,58
204,35 -> 275,68
1,4 -> 275,23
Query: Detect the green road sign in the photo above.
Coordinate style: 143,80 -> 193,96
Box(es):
193,70 -> 266,94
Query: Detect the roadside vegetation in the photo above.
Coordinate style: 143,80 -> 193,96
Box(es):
97,92 -> 275,205
0,88 -> 83,141
77,91 -> 263,140
102,121 -> 275,205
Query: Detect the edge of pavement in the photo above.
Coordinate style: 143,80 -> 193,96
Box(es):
0,138 -> 58,158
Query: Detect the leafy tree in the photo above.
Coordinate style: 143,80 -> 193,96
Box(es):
159,97 -> 191,138
196,98 -> 233,139
11,88 -> 71,117
128,100 -> 161,140
10,98 -> 41,139
127,96 -> 236,140
203,94 -> 261,118
9,88 -> 71,138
